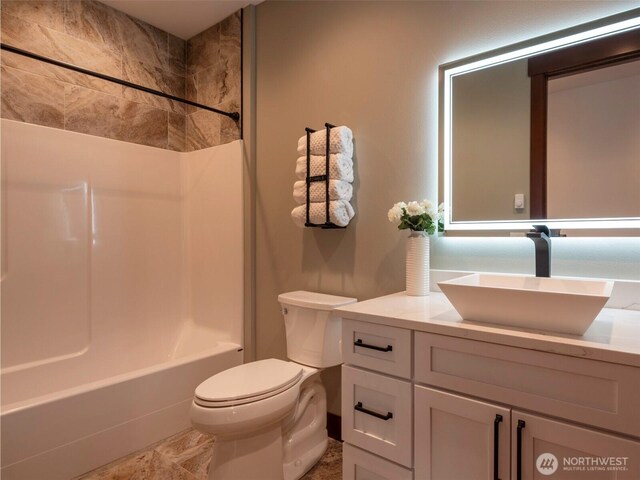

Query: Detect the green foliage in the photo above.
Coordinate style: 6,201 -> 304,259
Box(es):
397,211 -> 437,234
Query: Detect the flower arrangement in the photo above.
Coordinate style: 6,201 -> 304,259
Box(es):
388,199 -> 444,234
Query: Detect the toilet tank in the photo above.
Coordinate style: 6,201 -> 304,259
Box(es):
278,291 -> 357,368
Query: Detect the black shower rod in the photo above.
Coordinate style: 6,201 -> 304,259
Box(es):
1,43 -> 241,122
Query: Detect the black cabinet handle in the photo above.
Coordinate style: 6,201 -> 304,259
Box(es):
494,414 -> 503,480
354,401 -> 393,421
354,338 -> 393,352
517,420 -> 526,480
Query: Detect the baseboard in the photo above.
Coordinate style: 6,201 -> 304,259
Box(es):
327,413 -> 341,441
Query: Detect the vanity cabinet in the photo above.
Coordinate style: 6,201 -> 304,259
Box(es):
414,387 -> 640,480
341,317 -> 640,480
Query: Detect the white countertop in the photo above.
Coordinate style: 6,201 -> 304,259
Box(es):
336,292 -> 640,368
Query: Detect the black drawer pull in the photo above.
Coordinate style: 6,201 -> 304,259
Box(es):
354,401 -> 393,421
517,420 -> 526,480
494,414 -> 503,480
354,339 -> 393,352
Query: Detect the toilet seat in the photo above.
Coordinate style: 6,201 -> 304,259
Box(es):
195,358 -> 303,408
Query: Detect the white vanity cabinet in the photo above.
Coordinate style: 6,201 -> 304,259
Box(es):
414,388 -> 640,480
340,300 -> 640,480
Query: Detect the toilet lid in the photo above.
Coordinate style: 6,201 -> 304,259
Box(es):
195,359 -> 303,407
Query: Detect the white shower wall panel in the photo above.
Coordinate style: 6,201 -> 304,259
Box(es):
180,142 -> 245,352
1,119 -> 244,406
1,120 -> 185,373
1,171 -> 91,367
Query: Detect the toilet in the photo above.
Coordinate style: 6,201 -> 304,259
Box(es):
190,291 -> 357,480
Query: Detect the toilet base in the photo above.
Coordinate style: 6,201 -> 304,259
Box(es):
206,426 -> 329,480
208,426 -> 284,480
282,378 -> 328,480
283,435 -> 327,480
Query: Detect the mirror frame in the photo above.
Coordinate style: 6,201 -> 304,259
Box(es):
439,9 -> 640,232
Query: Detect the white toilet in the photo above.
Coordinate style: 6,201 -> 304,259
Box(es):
190,291 -> 357,480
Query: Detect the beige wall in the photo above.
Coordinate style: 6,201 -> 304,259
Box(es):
0,0 -> 240,151
254,1 -> 637,415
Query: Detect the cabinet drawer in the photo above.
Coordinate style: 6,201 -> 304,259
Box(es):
343,443 -> 413,480
342,365 -> 413,467
343,319 -> 411,378
415,332 -> 640,437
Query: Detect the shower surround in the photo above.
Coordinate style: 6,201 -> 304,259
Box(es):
1,2 -> 244,477
0,0 -> 241,151
0,119 -> 244,479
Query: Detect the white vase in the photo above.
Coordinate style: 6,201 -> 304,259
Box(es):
406,231 -> 430,296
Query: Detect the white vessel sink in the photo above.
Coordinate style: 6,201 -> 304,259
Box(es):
438,273 -> 613,335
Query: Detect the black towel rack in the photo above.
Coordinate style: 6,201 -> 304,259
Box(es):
0,43 -> 240,122
304,123 -> 346,229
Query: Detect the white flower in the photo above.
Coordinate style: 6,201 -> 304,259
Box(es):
420,199 -> 433,211
388,199 -> 444,233
406,201 -> 424,216
387,202 -> 406,223
419,199 -> 436,219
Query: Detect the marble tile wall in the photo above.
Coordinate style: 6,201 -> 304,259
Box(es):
185,11 -> 241,152
0,1 -> 241,151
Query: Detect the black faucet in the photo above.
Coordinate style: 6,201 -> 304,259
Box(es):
526,225 -> 552,277
525,225 -> 566,277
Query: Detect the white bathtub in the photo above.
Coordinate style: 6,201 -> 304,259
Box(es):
1,342 -> 242,479
1,121 -> 245,479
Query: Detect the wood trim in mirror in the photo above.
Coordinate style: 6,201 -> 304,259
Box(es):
529,73 -> 547,219
528,28 -> 640,220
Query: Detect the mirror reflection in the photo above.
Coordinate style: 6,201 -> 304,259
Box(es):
444,14 -> 640,228
546,61 -> 640,220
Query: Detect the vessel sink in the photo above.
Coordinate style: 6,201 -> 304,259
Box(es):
438,273 -> 613,335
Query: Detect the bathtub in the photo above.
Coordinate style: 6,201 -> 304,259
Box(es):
1,121 -> 246,479
1,340 -> 242,479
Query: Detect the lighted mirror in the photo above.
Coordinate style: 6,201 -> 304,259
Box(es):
440,9 -> 640,231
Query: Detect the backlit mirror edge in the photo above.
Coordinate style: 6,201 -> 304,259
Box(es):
438,8 -> 640,236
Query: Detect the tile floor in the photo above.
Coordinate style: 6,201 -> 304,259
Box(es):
75,428 -> 342,480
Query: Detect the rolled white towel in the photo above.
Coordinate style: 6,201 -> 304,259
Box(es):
297,126 -> 353,157
295,154 -> 353,182
291,200 -> 355,228
293,180 -> 353,204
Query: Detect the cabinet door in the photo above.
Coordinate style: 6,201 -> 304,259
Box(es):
415,385 -> 511,480
512,411 -> 640,480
